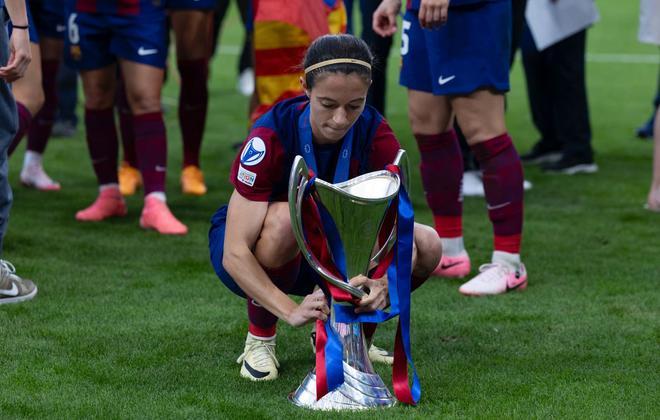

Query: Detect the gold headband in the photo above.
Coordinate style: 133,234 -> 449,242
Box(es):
304,58 -> 372,75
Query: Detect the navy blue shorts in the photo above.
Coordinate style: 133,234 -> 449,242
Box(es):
209,205 -> 319,299
400,1 -> 511,95
64,10 -> 168,70
167,0 -> 218,11
31,0 -> 66,40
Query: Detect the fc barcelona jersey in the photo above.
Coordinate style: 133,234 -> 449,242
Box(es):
230,96 -> 401,202
74,0 -> 163,15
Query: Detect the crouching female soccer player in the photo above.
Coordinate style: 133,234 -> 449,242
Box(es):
209,34 -> 441,381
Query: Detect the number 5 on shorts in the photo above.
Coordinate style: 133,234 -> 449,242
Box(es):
400,20 -> 412,56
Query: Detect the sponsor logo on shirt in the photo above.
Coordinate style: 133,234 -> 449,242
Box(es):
237,165 -> 257,187
240,137 -> 266,166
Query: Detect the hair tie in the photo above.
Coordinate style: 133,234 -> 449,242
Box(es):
304,58 -> 372,75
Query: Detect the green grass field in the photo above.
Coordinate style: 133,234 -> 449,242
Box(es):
1,1 -> 658,418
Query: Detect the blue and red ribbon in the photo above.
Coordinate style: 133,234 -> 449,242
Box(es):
301,164 -> 421,405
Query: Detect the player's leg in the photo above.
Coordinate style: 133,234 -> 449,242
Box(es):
75,65 -> 128,221
65,9 -> 127,222
116,73 -> 142,196
8,42 -> 44,157
20,37 -> 63,191
119,59 -> 188,235
209,202 -> 302,381
21,0 -> 69,191
170,6 -> 214,196
400,8 -> 469,279
452,89 -> 526,296
112,7 -> 187,234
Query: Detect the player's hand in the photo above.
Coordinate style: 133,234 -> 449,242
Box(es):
350,274 -> 389,313
286,288 -> 330,327
373,0 -> 402,37
0,29 -> 31,82
419,0 -> 449,29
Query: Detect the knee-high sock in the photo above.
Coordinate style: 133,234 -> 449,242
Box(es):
470,133 -> 524,254
8,102 -> 33,156
27,59 -> 60,154
414,130 -> 463,238
248,254 -> 301,338
177,58 -> 209,168
133,112 -> 167,195
84,108 -> 119,185
116,81 -> 137,167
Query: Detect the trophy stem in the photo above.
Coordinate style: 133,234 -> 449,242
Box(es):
288,304 -> 396,410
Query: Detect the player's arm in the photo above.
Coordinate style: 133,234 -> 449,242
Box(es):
373,0 -> 402,37
223,190 -> 329,327
0,0 -> 31,82
419,0 -> 449,29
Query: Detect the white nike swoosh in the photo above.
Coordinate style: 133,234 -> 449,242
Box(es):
138,47 -> 158,56
438,75 -> 456,85
155,165 -> 167,172
56,25 -> 66,32
486,201 -> 511,211
0,283 -> 19,297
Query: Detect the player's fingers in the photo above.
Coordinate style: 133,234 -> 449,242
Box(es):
417,4 -> 424,27
349,275 -> 368,288
431,5 -> 441,27
440,4 -> 448,25
315,309 -> 328,321
320,301 -> 330,315
372,11 -> 387,36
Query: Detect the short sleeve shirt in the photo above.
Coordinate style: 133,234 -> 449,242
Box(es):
230,96 -> 400,202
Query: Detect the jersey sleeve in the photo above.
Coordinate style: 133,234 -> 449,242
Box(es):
230,126 -> 287,201
368,118 -> 401,172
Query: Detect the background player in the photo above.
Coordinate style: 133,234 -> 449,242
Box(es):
168,0 -> 216,196
7,1 -> 60,191
374,0 -> 528,296
209,34 -> 441,381
65,0 -> 187,235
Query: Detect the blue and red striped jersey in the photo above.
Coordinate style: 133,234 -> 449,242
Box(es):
74,0 -> 163,16
230,96 -> 401,202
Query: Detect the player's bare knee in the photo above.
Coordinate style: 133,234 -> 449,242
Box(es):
127,94 -> 161,115
84,90 -> 114,110
414,225 -> 442,275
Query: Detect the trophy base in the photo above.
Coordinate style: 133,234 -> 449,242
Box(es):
288,362 -> 396,410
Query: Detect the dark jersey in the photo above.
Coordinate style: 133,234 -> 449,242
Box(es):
74,0 -> 163,16
230,95 -> 401,202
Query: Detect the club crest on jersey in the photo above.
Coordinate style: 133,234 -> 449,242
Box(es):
240,137 -> 266,166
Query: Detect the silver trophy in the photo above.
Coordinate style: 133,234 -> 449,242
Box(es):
287,150 -> 409,410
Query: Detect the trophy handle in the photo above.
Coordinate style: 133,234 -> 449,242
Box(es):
369,149 -> 409,266
288,156 -> 366,299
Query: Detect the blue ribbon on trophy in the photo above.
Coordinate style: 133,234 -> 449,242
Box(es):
293,108 -> 420,405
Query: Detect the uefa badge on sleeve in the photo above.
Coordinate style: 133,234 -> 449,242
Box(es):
240,137 -> 266,166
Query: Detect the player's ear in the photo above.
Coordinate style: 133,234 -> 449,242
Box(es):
299,76 -> 309,96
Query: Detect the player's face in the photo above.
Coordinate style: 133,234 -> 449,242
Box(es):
305,73 -> 370,144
